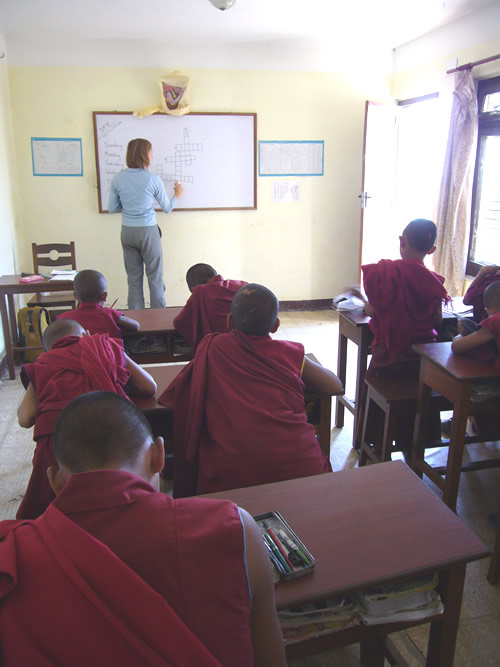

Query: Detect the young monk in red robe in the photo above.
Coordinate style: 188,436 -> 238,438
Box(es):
463,264 -> 500,322
173,263 -> 248,352
162,283 -> 343,497
0,392 -> 286,667
354,219 -> 450,455
452,281 -> 500,439
57,269 -> 139,339
16,319 -> 156,520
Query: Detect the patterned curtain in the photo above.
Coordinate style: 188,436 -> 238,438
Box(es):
433,70 -> 478,295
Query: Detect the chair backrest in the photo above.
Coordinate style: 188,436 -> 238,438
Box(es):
32,242 -> 76,274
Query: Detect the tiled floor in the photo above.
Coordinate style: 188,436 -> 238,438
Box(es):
1,309 -> 499,665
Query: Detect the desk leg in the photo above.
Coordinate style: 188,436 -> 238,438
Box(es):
335,333 -> 347,428
412,367 -> 433,479
0,293 -> 15,380
360,634 -> 385,667
353,327 -> 371,449
427,564 -> 466,667
442,386 -> 471,512
318,396 -> 332,458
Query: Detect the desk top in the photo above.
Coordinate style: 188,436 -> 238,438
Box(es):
202,461 -> 488,608
0,274 -> 73,294
132,363 -> 187,412
414,342 -> 500,381
335,296 -> 469,328
122,307 -> 183,334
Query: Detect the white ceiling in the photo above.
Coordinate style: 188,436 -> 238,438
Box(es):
0,0 -> 495,51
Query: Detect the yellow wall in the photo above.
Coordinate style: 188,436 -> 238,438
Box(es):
0,61 -> 19,357
7,66 -> 392,307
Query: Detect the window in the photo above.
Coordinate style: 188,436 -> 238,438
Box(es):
466,76 -> 500,275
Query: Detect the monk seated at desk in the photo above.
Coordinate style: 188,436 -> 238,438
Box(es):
161,283 -> 343,496
16,319 -> 156,520
452,280 -> 500,436
173,263 -> 247,352
0,392 -> 286,667
354,219 -> 450,455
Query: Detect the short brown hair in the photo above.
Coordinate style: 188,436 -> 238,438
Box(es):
126,138 -> 152,169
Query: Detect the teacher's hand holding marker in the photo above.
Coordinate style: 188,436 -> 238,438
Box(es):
174,181 -> 184,198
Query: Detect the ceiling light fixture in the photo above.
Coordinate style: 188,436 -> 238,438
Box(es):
208,0 -> 237,10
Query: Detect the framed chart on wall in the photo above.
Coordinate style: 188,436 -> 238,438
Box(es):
93,112 -> 257,212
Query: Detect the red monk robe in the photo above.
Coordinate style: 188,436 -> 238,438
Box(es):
480,311 -> 500,372
160,330 -> 331,497
17,334 -> 130,520
463,269 -> 500,322
362,258 -> 450,367
0,471 -> 251,667
173,275 -> 248,352
57,301 -> 124,339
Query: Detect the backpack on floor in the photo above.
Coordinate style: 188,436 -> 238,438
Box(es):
17,306 -> 50,363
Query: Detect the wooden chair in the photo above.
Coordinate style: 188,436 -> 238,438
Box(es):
27,242 -> 77,318
359,376 -> 449,465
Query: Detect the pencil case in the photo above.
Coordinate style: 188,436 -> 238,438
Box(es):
19,274 -> 44,283
253,511 -> 315,582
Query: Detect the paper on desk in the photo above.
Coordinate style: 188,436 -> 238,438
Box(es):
332,292 -> 365,311
50,270 -> 77,280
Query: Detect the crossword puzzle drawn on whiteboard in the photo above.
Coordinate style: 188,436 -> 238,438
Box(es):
93,112 -> 257,211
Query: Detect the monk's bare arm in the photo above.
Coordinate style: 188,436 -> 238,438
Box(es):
302,356 -> 343,395
124,354 -> 157,396
451,327 -> 494,355
239,509 -> 286,667
117,315 -> 140,332
17,383 -> 38,428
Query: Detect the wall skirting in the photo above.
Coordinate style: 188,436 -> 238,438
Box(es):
279,299 -> 332,312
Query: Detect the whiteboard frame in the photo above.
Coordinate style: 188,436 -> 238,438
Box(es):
93,111 -> 257,212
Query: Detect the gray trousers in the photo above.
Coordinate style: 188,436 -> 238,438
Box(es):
121,226 -> 166,309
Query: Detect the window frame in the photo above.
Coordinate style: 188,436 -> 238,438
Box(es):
466,75 -> 500,276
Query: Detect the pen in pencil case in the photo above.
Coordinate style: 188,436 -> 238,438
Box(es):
266,527 -> 296,570
277,529 -> 312,567
263,539 -> 287,576
263,533 -> 292,573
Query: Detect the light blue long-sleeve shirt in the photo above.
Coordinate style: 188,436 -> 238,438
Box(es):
108,168 -> 177,227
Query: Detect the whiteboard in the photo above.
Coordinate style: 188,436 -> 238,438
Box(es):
93,112 -> 257,212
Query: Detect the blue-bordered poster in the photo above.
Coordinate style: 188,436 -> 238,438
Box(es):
31,137 -> 83,177
259,141 -> 324,177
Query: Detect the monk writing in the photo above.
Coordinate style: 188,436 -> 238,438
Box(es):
173,263 -> 248,352
57,268 -> 139,339
162,283 -> 343,496
16,319 -> 156,520
0,392 -> 286,667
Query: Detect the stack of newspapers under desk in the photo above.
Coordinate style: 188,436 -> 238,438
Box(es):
279,572 -> 443,645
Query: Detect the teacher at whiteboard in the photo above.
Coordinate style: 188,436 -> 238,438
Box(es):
108,138 -> 184,309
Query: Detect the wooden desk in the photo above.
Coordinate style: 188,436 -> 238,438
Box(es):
412,342 -> 500,511
333,298 -> 471,450
123,307 -> 193,363
0,274 -> 73,380
202,461 -> 489,665
334,308 -> 372,449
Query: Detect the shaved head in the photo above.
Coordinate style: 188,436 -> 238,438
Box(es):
42,319 -> 86,351
484,280 -> 500,311
74,269 -> 107,302
230,283 -> 279,336
186,263 -> 217,291
402,219 -> 437,253
54,392 -> 154,473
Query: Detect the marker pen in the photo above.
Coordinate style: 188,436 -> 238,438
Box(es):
263,533 -> 292,573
